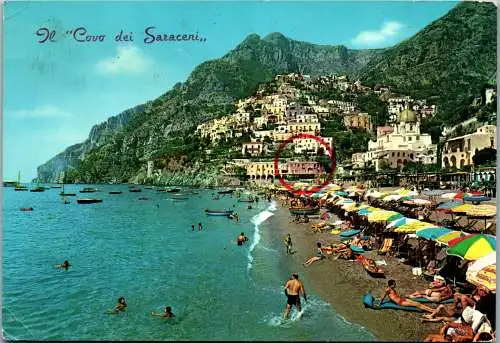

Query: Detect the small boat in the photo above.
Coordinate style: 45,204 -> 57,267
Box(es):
144,187 -> 153,190
205,209 -> 234,217
51,185 -> 62,189
217,189 -> 234,194
20,207 -> 34,211
157,189 -> 168,193
166,188 -> 181,193
60,184 -> 76,196
80,187 -> 98,193
362,257 -> 385,278
138,197 -> 151,200
3,181 -> 17,187
171,194 -> 188,200
30,186 -> 45,192
77,198 -> 103,204
109,191 -> 123,194
238,198 -> 254,203
129,188 -> 142,193
14,172 -> 28,191
289,207 -> 320,215
247,205 -> 253,209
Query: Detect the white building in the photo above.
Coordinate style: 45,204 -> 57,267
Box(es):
365,109 -> 437,171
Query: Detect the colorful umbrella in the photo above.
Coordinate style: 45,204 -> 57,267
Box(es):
335,191 -> 349,196
463,195 -> 491,203
416,227 -> 453,240
451,204 -> 475,213
436,201 -> 461,210
382,194 -> 405,202
394,221 -> 434,233
386,217 -> 418,229
465,204 -> 496,217
321,212 -> 333,220
447,234 -> 496,260
403,198 -> 433,206
435,231 -> 469,245
466,252 -> 496,292
387,213 -> 405,222
423,190 -> 446,197
367,210 -> 398,222
357,207 -> 376,215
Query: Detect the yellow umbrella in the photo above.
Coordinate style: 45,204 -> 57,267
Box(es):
435,231 -> 469,245
466,252 -> 496,292
451,204 -> 475,213
367,210 -> 398,222
466,204 -> 496,217
394,221 -> 434,233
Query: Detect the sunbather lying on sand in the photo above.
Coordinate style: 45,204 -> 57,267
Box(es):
408,284 -> 453,302
422,302 -> 461,323
381,280 -> 435,313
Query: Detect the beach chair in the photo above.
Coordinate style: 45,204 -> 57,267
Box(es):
457,220 -> 479,232
377,238 -> 393,255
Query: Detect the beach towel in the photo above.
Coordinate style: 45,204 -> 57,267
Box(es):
411,297 -> 454,304
362,294 -> 421,312
340,229 -> 361,237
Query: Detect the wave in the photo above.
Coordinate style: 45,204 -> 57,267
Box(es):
247,201 -> 277,273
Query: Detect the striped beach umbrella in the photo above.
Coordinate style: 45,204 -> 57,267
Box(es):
394,221 -> 434,233
435,231 -> 469,246
416,227 -> 453,241
466,252 -> 496,292
451,204 -> 475,213
447,234 -> 496,260
367,210 -> 399,223
386,217 -> 418,229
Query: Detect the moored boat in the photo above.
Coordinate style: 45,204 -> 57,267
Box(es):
109,191 -> 123,194
129,188 -> 142,192
60,184 -> 76,196
14,172 -> 28,191
77,198 -> 103,204
238,198 -> 254,203
289,206 -> 320,215
166,188 -> 181,193
3,181 -> 17,187
217,189 -> 234,194
171,194 -> 188,200
30,186 -> 45,192
80,187 -> 98,193
205,209 -> 234,216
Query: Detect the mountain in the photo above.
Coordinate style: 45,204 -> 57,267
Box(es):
37,33 -> 382,182
358,1 -> 497,128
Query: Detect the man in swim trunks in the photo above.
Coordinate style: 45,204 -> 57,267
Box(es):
237,232 -> 248,246
381,280 -> 434,313
284,273 -> 307,320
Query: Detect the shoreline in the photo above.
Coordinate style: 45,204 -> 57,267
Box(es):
268,201 -> 443,341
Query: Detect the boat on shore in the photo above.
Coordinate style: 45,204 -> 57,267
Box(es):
77,198 -> 103,204
109,191 -> 123,194
80,187 -> 98,193
205,209 -> 234,217
289,206 -> 320,215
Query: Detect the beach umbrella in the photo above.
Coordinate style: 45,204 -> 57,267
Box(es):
466,252 -> 496,292
387,213 -> 405,222
447,234 -> 496,260
423,190 -> 445,197
463,195 -> 491,203
441,191 -> 467,200
436,201 -> 461,210
435,231 -> 469,246
416,227 -> 453,241
394,221 -> 434,233
403,198 -> 432,206
321,212 -> 333,220
387,217 -> 418,229
357,206 -> 376,215
382,194 -> 405,202
451,204 -> 475,213
367,210 -> 398,222
466,204 -> 496,229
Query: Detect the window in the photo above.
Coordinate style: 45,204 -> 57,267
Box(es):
403,152 -> 406,157
397,152 -> 400,157
408,137 -> 412,141
392,152 -> 395,157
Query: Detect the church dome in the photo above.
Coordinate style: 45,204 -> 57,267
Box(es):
398,108 -> 417,122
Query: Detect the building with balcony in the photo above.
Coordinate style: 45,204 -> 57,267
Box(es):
241,142 -> 264,157
442,125 -> 496,169
365,109 -> 437,171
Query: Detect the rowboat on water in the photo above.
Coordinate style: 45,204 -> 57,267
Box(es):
80,187 -> 98,193
30,186 -> 45,192
129,188 -> 142,193
289,207 -> 320,216
77,198 -> 103,204
205,209 -> 234,216
217,189 -> 234,194
166,188 -> 181,193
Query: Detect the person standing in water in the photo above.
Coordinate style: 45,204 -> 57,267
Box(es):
237,232 -> 248,245
284,273 -> 307,320
284,233 -> 293,254
198,222 -> 203,231
114,297 -> 127,312
192,224 -> 195,231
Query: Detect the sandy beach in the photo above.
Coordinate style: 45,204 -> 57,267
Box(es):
270,204 -> 444,341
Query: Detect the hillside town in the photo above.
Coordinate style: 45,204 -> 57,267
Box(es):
192,73 -> 496,189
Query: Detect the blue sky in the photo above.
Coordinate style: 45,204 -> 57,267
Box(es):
3,0 -> 458,181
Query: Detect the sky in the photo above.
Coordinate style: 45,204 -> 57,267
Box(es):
3,0 -> 459,181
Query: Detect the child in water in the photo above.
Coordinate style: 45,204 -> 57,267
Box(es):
151,306 -> 175,318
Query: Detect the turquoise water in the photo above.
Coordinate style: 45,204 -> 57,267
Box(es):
3,185 -> 376,340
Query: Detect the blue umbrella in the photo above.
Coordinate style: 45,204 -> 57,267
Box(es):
358,208 -> 372,216
463,196 -> 491,203
437,201 -> 462,210
416,227 -> 453,241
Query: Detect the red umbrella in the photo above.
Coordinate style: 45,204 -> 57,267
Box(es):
447,233 -> 478,248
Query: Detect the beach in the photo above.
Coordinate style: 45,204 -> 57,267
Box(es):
270,203 -> 443,341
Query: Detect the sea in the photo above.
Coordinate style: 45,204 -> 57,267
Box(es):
2,185 -> 376,341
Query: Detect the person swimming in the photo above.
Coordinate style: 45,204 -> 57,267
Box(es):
151,306 -> 175,318
56,260 -> 71,270
237,232 -> 248,246
114,296 -> 127,312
